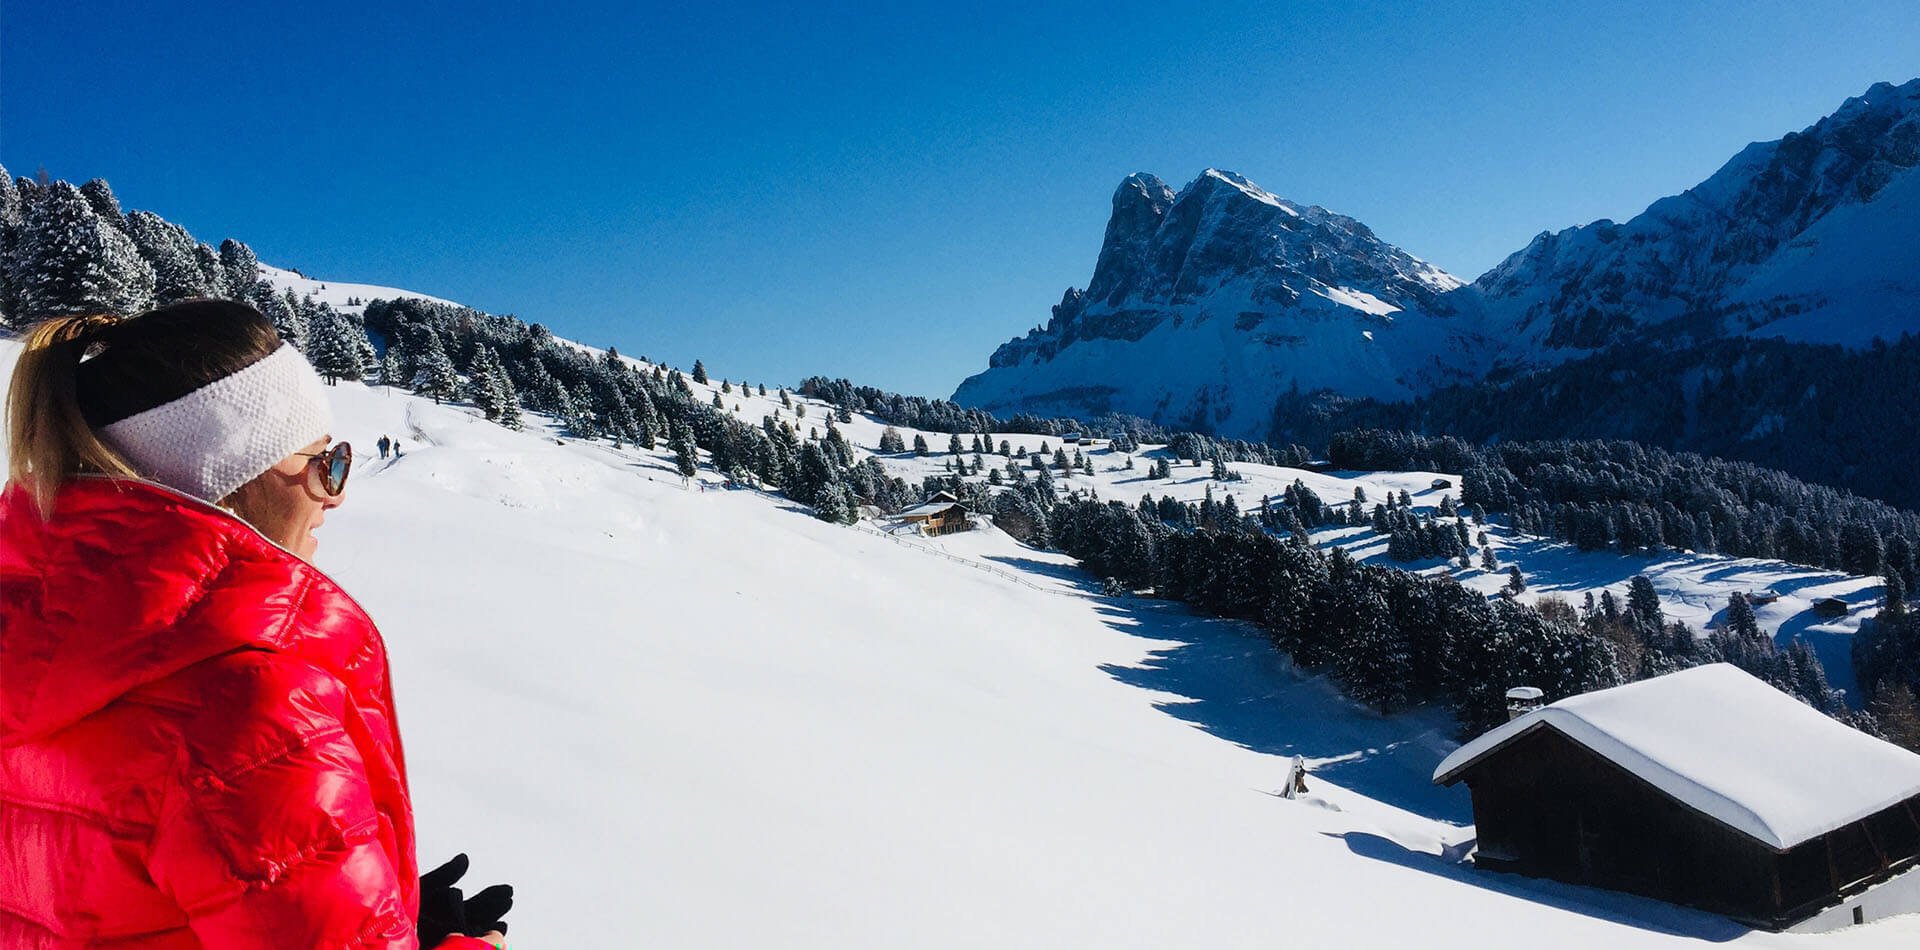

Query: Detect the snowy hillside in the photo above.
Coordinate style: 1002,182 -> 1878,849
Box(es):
0,334 -> 1906,945
259,262 -> 462,315
952,169 -> 1491,438
1473,79 -> 1920,355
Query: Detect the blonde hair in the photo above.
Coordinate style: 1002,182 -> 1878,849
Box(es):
6,314 -> 140,514
5,300 -> 283,517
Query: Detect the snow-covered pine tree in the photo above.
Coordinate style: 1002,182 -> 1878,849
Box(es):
466,345 -> 505,419
218,240 -> 258,302
879,427 -> 906,453
1505,565 -> 1526,594
7,180 -> 155,318
381,348 -> 406,389
632,387 -> 659,449
0,166 -> 21,324
124,211 -> 216,304
493,363 -> 523,430
691,359 -> 708,384
674,429 -> 699,478
78,179 -> 126,231
912,434 -> 928,456
307,310 -> 370,384
412,331 -> 461,404
192,242 -> 226,298
1337,589 -> 1414,712
948,433 -> 964,455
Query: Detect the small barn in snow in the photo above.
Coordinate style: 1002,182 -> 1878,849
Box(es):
893,497 -> 972,536
1433,664 -> 1920,931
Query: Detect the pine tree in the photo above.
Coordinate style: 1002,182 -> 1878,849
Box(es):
412,331 -> 461,404
380,348 -> 406,389
0,166 -> 23,324
1724,592 -> 1762,646
949,433 -> 964,455
1871,683 -> 1920,752
673,428 -> 699,478
124,211 -> 215,304
218,239 -> 258,302
307,311 -> 370,384
78,179 -> 126,230
1625,575 -> 1665,636
879,427 -> 906,453
1505,565 -> 1526,594
691,359 -> 709,384
8,180 -> 155,317
192,242 -> 226,298
913,434 -> 929,456
467,345 -> 508,418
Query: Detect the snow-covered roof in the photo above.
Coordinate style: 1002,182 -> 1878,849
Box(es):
1433,664 -> 1920,850
895,501 -> 965,519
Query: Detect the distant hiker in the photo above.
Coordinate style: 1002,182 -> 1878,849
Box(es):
1281,755 -> 1311,800
0,301 -> 509,948
379,433 -> 392,459
395,437 -> 404,457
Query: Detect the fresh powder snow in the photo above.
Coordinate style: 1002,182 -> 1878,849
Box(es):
4,332 -> 1915,946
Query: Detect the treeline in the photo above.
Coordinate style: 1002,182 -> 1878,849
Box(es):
797,375 -> 1313,466
0,170 -> 912,524
1854,585 -> 1920,750
363,298 -> 914,520
1276,335 -> 1920,510
1044,492 -> 1856,737
1327,429 -> 1920,584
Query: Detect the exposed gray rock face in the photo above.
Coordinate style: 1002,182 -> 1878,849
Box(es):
1473,78 -> 1920,353
955,80 -> 1920,437
956,169 -> 1484,437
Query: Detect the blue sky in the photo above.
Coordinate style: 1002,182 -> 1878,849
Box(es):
5,1 -> 1917,396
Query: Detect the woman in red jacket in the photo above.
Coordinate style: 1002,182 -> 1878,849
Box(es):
1,300 -> 508,948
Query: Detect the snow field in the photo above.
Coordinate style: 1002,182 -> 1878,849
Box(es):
6,316 -> 1911,945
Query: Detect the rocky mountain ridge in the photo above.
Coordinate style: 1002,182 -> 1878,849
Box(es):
957,79 -> 1920,439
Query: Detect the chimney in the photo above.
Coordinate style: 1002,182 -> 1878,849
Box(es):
1505,686 -> 1545,721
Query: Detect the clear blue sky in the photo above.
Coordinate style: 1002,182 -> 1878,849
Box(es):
5,1 -> 1917,396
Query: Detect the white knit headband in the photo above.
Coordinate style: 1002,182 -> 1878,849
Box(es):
100,344 -> 334,503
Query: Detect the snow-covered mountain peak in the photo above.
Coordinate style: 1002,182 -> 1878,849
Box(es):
954,169 -> 1488,436
1473,76 -> 1920,354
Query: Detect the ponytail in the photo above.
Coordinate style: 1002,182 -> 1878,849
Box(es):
5,314 -> 140,515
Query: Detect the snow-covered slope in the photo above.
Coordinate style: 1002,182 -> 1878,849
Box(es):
953,170 -> 1491,438
1473,79 -> 1920,355
0,337 -> 1905,945
258,262 -> 461,315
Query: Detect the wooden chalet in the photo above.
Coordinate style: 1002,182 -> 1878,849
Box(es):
1434,665 -> 1920,931
1814,597 -> 1851,618
894,495 -> 972,537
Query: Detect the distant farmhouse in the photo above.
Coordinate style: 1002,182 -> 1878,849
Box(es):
1434,665 -> 1920,931
892,492 -> 972,537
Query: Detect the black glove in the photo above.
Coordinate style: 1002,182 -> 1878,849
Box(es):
418,853 -> 514,945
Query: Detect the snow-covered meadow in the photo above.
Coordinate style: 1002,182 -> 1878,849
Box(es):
4,323 -> 1912,945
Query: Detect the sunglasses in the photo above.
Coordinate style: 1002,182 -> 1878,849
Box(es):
295,442 -> 353,496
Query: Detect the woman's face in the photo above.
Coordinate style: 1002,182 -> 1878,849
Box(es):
227,435 -> 344,561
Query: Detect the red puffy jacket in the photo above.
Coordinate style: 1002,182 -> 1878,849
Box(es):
0,477 -> 491,948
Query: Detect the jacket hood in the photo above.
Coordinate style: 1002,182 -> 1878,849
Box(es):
0,476 -> 383,745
